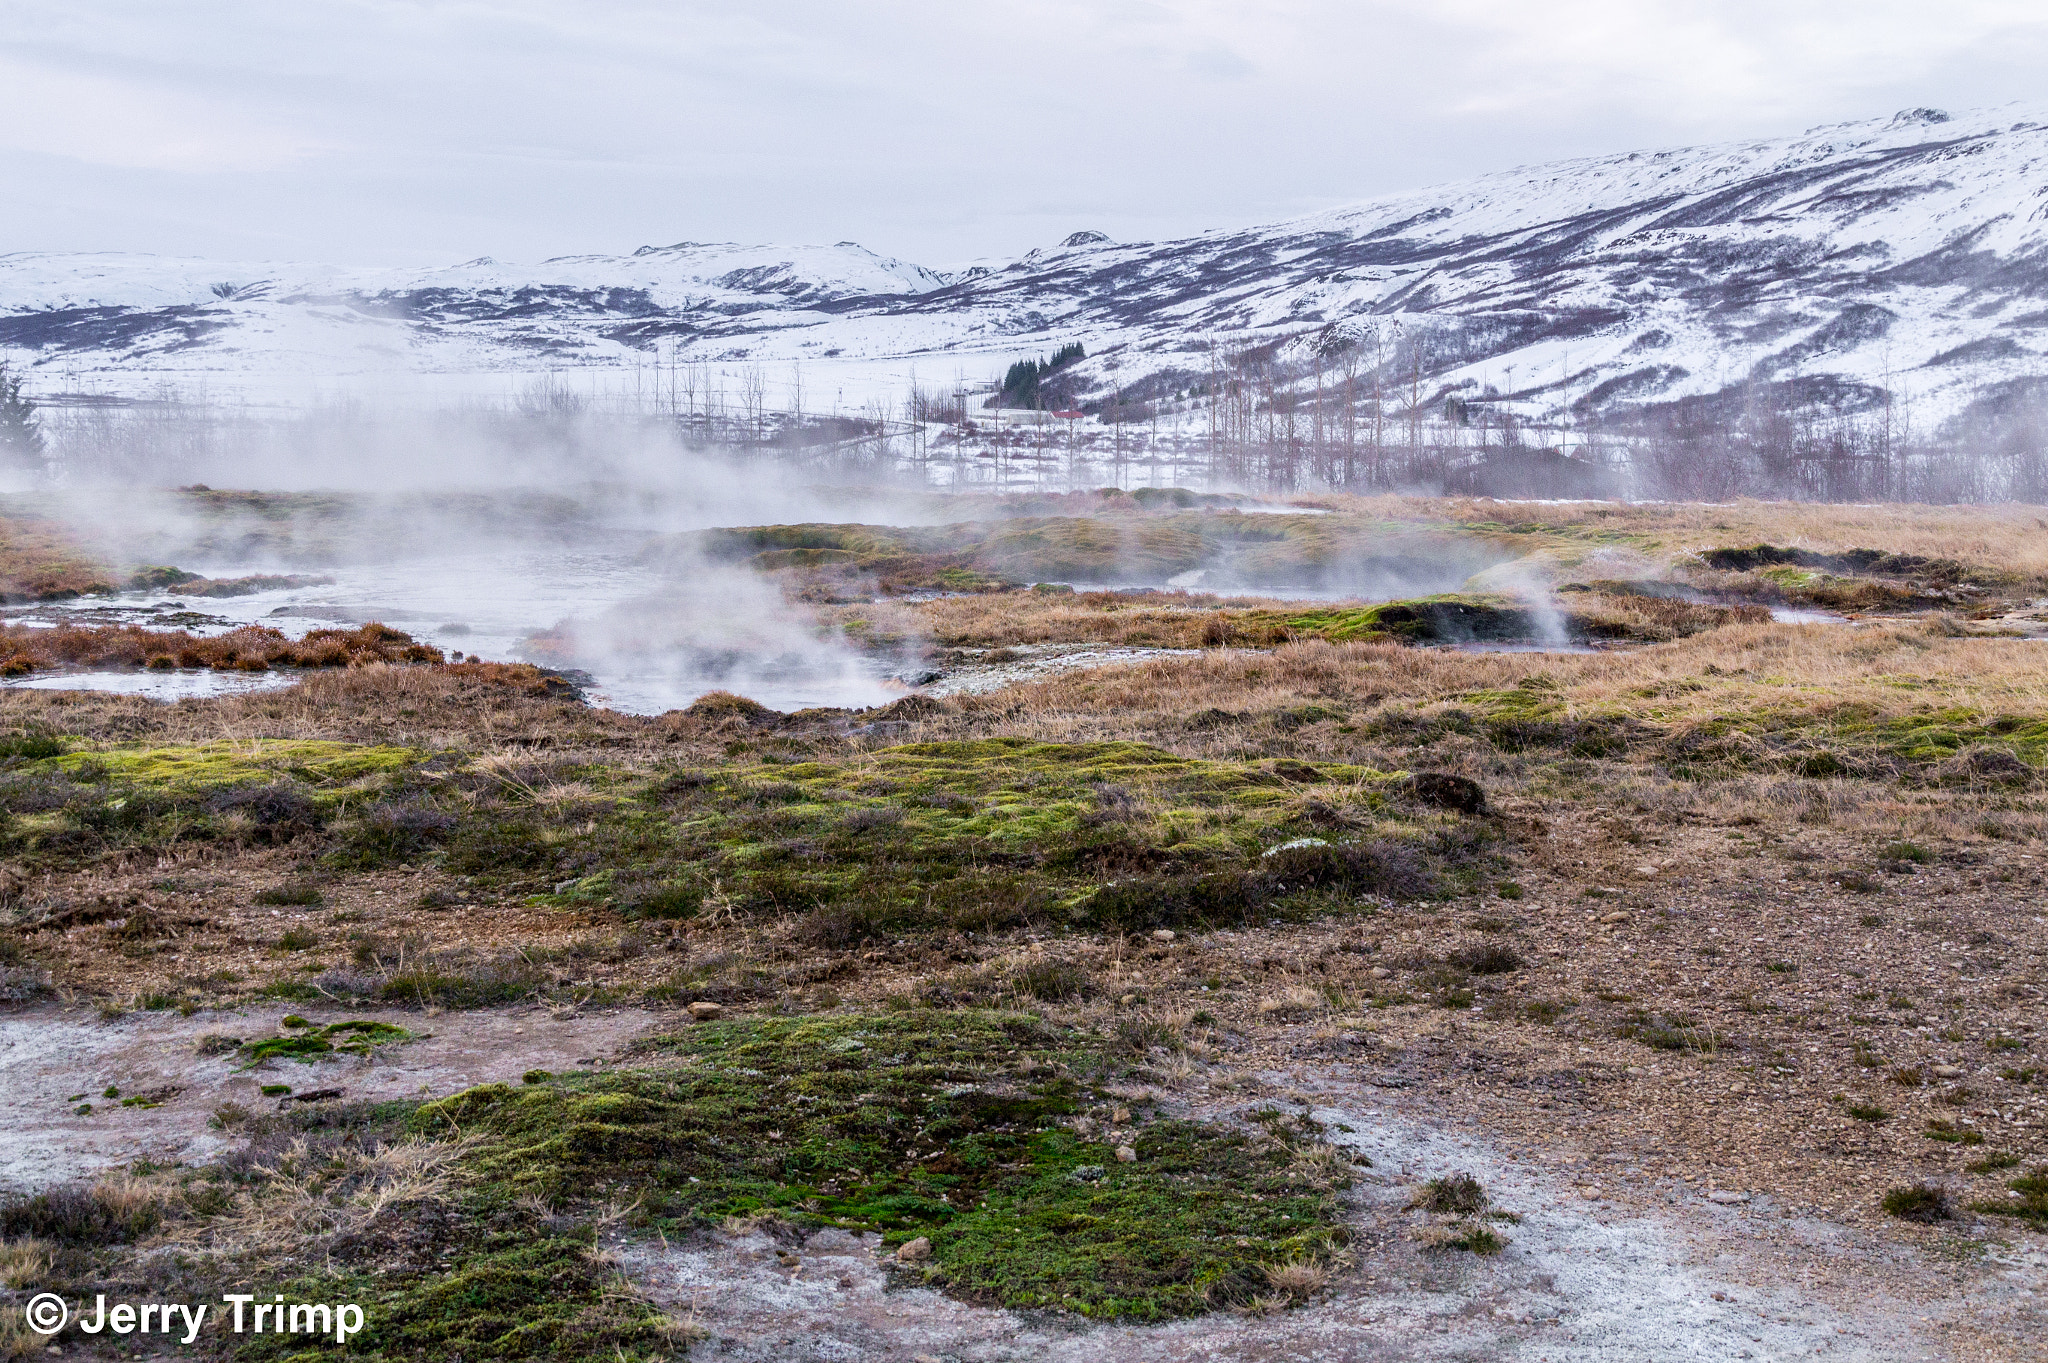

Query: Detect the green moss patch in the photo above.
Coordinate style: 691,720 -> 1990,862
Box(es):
478,738 -> 1457,940
1968,1167 -> 2048,1228
239,1019 -> 413,1067
415,1011 -> 1348,1320
43,739 -> 419,792
206,1012 -> 1343,1363
253,1234 -> 667,1363
0,740 -> 423,869
1279,596 -> 1535,644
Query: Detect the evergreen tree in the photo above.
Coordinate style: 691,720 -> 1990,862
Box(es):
997,344 -> 1087,407
1001,359 -> 1043,407
0,364 -> 44,471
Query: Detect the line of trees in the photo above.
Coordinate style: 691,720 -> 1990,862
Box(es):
1055,327 -> 2048,503
10,331 -> 2047,503
993,342 -> 1086,409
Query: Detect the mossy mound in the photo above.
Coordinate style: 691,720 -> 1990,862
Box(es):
1279,596 -> 1536,643
1689,543 -> 2014,610
416,1011 -> 1348,1320
239,1018 -> 413,1067
604,738 -> 1459,938
43,739 -> 418,792
0,740 -> 422,869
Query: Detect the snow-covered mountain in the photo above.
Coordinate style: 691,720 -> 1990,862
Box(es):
6,105 -> 2048,427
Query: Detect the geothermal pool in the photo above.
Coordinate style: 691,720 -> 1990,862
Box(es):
0,545 -> 916,715
2,535 -> 1751,712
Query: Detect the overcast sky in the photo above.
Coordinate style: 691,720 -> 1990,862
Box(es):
5,1 -> 2048,269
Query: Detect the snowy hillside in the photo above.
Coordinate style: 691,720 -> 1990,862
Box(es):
5,105 -> 2048,427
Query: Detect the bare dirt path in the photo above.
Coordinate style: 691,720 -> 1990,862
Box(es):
0,1002 -> 659,1191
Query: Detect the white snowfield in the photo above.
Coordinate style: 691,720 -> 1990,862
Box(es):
5,104 -> 2048,422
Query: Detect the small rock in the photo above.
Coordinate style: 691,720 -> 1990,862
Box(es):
279,1086 -> 345,1106
1707,1190 -> 1750,1205
915,1355 -> 943,1363
1634,864 -> 1659,876
896,1236 -> 932,1263
1112,1106 -> 1131,1124
1932,1064 -> 1965,1079
1116,1145 -> 1138,1163
1151,929 -> 1176,942
1600,910 -> 1632,924
1119,993 -> 1138,1006
687,1001 -> 723,1021
1370,967 -> 1391,979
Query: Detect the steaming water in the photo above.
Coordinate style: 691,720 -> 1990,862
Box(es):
0,670 -> 297,699
1445,641 -> 1605,655
0,550 -> 1635,712
1768,605 -> 1850,624
0,547 -> 904,715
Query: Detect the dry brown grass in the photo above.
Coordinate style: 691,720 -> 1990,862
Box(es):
0,1307 -> 50,1362
1324,494 -> 2048,577
0,658 -> 645,753
847,589 -> 1308,650
831,586 -> 1764,654
1286,1144 -> 1358,1191
1568,593 -> 1773,640
158,1135 -> 471,1267
0,514 -> 112,601
0,1238 -> 50,1290
1256,983 -> 1329,1018
956,622 -> 2048,743
1261,1257 -> 1333,1296
89,1169 -> 170,1224
0,621 -> 443,676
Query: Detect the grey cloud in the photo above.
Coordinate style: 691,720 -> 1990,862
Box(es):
2,1 -> 2047,267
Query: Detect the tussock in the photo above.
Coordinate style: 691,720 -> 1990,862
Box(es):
160,1134 -> 472,1267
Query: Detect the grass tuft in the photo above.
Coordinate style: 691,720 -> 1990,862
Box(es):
1881,1183 -> 1952,1223
1410,1172 -> 1489,1216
